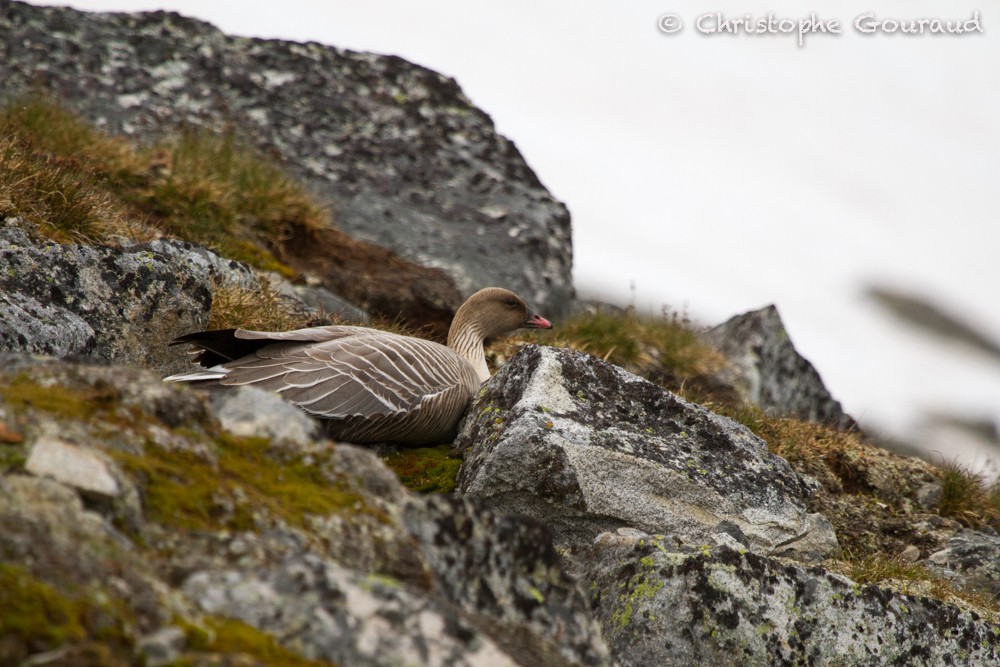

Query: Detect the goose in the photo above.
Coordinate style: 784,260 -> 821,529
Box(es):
164,287 -> 552,444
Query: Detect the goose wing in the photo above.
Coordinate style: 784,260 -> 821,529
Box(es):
216,327 -> 480,420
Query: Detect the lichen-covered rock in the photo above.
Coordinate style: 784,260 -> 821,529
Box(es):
929,529 -> 1000,600
208,384 -> 324,446
182,555 -> 521,667
0,219 -> 255,373
703,305 -> 856,430
0,354 -> 611,666
0,0 -> 574,316
584,528 -> 1000,667
0,475 -> 169,662
455,345 -> 839,563
403,494 -> 613,667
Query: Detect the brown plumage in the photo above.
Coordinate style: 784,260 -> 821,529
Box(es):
164,287 -> 552,444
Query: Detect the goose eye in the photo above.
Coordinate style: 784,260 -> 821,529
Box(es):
504,298 -> 517,307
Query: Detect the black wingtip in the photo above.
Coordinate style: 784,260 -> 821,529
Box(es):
169,328 -> 259,367
169,328 -> 238,347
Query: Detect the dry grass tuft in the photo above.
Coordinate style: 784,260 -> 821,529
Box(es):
0,95 -> 329,277
935,459 -> 1000,530
136,127 -> 328,275
0,96 -> 153,242
207,279 -> 315,332
832,550 -> 1000,618
499,306 -> 727,393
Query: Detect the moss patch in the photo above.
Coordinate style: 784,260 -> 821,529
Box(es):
382,445 -> 462,493
115,434 -> 377,533
181,616 -> 335,667
0,373 -> 121,423
0,563 -> 134,666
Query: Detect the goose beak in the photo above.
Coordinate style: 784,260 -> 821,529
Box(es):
524,312 -> 552,329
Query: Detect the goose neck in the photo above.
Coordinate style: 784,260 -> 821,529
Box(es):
448,321 -> 489,382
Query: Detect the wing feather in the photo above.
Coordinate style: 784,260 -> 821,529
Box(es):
216,328 -> 477,421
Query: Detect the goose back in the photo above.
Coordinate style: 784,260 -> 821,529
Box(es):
210,326 -> 482,444
165,287 -> 551,444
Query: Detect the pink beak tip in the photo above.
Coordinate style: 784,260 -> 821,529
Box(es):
525,313 -> 553,330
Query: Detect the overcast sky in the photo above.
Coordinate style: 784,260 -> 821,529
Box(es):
28,0 -> 1000,467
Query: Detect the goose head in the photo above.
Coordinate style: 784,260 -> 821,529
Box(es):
447,288 -> 552,380
450,287 -> 552,341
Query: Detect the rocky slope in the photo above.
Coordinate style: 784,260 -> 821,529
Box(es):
0,0 -> 574,318
2,2 -> 1000,665
4,210 -> 1000,665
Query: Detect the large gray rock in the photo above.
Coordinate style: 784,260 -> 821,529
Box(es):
703,305 -> 856,429
584,528 -> 1000,667
455,345 -> 839,563
182,554 -> 523,667
929,529 -> 1000,601
0,219 -> 255,373
403,495 -> 613,667
0,0 -> 574,316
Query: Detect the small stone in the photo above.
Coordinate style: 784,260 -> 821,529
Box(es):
25,437 -> 119,497
210,385 -> 321,445
137,626 -> 187,667
915,482 -> 942,510
0,421 -> 23,443
899,545 -> 921,562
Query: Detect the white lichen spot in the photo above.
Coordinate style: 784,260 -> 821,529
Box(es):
262,69 -> 297,89
117,92 -> 148,109
149,59 -> 191,94
247,108 -> 269,125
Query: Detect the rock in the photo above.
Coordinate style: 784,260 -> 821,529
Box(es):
0,220 -> 255,373
899,544 -> 921,562
916,481 -> 943,510
1,354 -> 611,666
0,1 -> 574,316
136,626 -> 187,667
703,305 -> 856,429
267,273 -> 369,323
182,555 -> 522,667
402,494 -> 613,667
455,345 -> 838,563
584,528 -> 1000,667
928,529 -> 1000,600
0,475 -> 169,655
209,385 -> 323,446
25,436 -> 120,497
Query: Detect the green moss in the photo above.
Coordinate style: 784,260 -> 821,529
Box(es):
0,563 -> 87,647
0,444 -> 27,472
0,373 -> 119,422
0,563 -> 134,665
115,434 -> 376,533
181,616 -> 334,666
382,445 -> 462,493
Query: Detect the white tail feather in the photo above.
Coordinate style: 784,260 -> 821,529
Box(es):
164,369 -> 228,383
